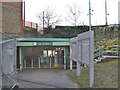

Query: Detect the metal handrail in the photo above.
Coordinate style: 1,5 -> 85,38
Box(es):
0,32 -> 17,44
0,39 -> 15,44
0,32 -> 14,39
94,45 -> 119,59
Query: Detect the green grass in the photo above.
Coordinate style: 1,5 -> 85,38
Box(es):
67,59 -> 118,88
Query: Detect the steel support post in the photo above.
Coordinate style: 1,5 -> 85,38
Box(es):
14,40 -> 17,72
89,0 -> 91,31
90,31 -> 94,87
19,47 -> 22,70
24,59 -> 26,68
38,59 -> 40,68
76,39 -> 81,76
31,59 -> 33,68
50,58 -> 52,68
77,62 -> 80,76
64,47 -> 67,70
70,60 -> 72,70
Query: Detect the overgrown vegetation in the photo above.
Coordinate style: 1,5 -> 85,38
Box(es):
43,26 -> 89,38
43,26 -> 118,47
67,59 -> 118,88
94,39 -> 119,56
93,26 -> 118,48
44,26 -> 118,56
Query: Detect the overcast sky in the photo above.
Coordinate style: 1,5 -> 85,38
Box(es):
24,0 -> 119,26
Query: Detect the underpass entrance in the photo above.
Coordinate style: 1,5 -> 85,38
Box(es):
17,38 -> 70,70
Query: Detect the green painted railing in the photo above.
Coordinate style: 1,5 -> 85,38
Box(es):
94,45 -> 120,59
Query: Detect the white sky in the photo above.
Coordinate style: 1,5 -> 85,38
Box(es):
24,0 -> 119,26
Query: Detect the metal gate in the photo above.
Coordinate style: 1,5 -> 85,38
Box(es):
0,32 -> 17,89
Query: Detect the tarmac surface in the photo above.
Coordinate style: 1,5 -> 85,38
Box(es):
17,68 -> 79,88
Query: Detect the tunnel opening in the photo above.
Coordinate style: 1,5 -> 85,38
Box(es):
17,46 -> 69,70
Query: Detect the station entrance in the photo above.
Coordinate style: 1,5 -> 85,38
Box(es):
17,38 -> 70,70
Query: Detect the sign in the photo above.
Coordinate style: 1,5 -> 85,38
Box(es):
70,37 -> 78,62
43,50 -> 47,57
33,42 -> 52,46
48,50 -> 52,56
79,39 -> 90,65
79,31 -> 94,87
70,31 -> 94,87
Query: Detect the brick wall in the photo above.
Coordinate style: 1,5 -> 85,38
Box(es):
2,2 -> 22,34
1,1 -> 42,38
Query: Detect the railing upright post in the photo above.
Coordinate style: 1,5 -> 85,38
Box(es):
99,47 -> 100,58
117,45 -> 119,56
102,46 -> 103,59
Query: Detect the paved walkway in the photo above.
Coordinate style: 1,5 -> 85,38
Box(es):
17,69 -> 79,88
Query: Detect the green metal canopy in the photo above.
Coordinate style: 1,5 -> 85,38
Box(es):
17,38 -> 70,42
17,38 -> 70,46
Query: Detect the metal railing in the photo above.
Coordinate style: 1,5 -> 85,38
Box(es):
0,32 -> 14,39
94,45 -> 120,59
24,21 -> 38,31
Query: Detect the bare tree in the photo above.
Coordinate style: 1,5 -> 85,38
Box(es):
66,4 -> 81,26
38,7 -> 61,29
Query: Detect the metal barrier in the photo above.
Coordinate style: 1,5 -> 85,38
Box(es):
2,73 -> 17,89
0,32 -> 17,89
94,45 -> 120,59
23,57 -> 53,68
24,21 -> 38,30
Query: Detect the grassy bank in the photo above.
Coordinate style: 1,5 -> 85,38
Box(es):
67,59 -> 118,88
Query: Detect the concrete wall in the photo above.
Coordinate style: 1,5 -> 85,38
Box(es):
20,47 -> 44,67
21,47 -> 43,58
